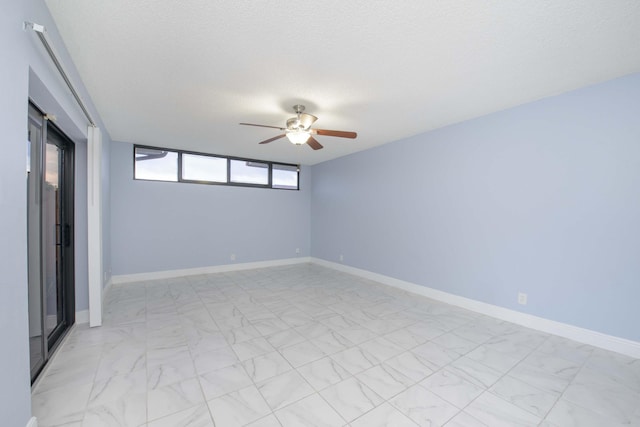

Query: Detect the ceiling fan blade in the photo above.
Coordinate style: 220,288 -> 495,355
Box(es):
259,134 -> 286,144
312,129 -> 357,139
240,123 -> 286,131
306,136 -> 323,150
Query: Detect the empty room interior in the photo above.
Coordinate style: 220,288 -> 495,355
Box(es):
3,1 -> 640,426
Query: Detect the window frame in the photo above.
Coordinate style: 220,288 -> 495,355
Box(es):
229,159 -> 270,186
271,163 -> 301,190
181,152 -> 228,184
133,144 -> 299,190
133,147 -> 179,182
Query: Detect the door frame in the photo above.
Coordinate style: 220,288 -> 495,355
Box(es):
28,101 -> 76,383
43,122 -> 76,351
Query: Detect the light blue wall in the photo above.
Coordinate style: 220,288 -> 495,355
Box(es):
110,141 -> 311,275
311,73 -> 640,342
1,3 -> 33,425
1,0 -> 111,423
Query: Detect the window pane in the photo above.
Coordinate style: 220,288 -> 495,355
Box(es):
134,147 -> 178,181
230,160 -> 268,185
272,164 -> 299,189
182,154 -> 227,182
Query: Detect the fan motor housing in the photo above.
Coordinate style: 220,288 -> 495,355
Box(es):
286,117 -> 301,130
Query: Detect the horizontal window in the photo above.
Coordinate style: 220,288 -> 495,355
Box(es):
182,153 -> 227,182
133,145 -> 299,190
273,164 -> 299,190
134,148 -> 178,182
230,160 -> 269,185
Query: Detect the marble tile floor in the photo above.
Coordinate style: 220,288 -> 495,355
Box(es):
31,264 -> 640,426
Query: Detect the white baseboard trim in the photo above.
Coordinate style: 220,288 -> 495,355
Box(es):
75,309 -> 89,324
111,257 -> 312,285
311,257 -> 640,359
26,416 -> 37,427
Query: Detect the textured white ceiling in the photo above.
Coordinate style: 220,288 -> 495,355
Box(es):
45,0 -> 640,165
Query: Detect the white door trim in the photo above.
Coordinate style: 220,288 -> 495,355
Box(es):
87,126 -> 102,327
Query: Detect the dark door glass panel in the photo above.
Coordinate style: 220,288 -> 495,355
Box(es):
27,110 -> 44,378
43,142 -> 63,340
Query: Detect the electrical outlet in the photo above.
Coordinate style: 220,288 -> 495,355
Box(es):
230,253 -> 236,261
339,254 -> 344,262
518,292 -> 527,305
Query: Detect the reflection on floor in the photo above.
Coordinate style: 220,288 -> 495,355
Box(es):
32,264 -> 640,426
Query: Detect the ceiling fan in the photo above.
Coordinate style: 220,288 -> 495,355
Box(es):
240,105 -> 357,150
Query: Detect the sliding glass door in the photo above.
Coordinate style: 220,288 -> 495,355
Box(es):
27,103 -> 75,382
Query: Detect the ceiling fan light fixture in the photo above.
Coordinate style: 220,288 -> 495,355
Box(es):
286,130 -> 310,145
240,104 -> 356,150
